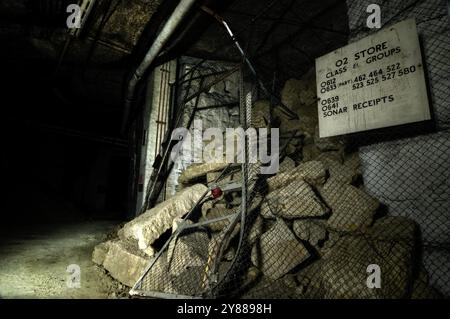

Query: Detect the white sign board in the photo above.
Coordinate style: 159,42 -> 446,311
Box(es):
315,19 -> 431,138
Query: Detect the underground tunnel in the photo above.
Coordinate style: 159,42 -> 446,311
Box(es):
0,0 -> 449,301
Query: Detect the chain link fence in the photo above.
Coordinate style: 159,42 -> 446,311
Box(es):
129,0 -> 449,299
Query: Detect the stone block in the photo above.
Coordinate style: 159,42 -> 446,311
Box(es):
179,163 -> 229,184
260,200 -> 276,219
274,109 -> 317,140
267,160 -> 327,191
293,220 -> 327,246
251,219 -> 310,280
206,170 -> 242,186
92,241 -> 111,266
320,179 -> 379,231
279,156 -> 295,173
302,144 -> 321,162
252,100 -> 271,128
267,179 -> 329,219
281,72 -> 317,113
322,217 -> 417,298
295,259 -> 326,298
249,215 -> 264,244
343,152 -> 361,174
316,151 -> 343,165
102,240 -> 149,287
200,206 -> 235,232
120,184 -> 208,255
318,154 -> 359,185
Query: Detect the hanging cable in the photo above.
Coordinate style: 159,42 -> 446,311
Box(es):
199,5 -> 299,120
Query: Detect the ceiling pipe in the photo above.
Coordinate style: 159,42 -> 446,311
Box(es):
120,0 -> 199,135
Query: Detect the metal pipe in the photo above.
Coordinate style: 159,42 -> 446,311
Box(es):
121,0 -> 199,134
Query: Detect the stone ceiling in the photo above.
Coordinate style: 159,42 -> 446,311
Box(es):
0,0 -> 349,135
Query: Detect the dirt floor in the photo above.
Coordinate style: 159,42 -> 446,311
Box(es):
0,221 -> 128,299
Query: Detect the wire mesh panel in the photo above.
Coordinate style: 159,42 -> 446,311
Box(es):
346,0 -> 450,298
202,7 -> 450,294
131,214 -> 239,298
130,0 -> 449,299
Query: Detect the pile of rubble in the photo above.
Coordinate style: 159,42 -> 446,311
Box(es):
242,155 -> 439,299
91,69 -> 440,298
92,183 -> 208,288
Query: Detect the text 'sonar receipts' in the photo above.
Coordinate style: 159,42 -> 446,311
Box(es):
315,19 -> 430,138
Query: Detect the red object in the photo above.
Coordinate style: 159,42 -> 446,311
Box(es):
211,187 -> 223,199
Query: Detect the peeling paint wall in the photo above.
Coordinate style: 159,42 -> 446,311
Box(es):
136,60 -> 177,214
165,57 -> 240,198
136,57 -> 240,213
